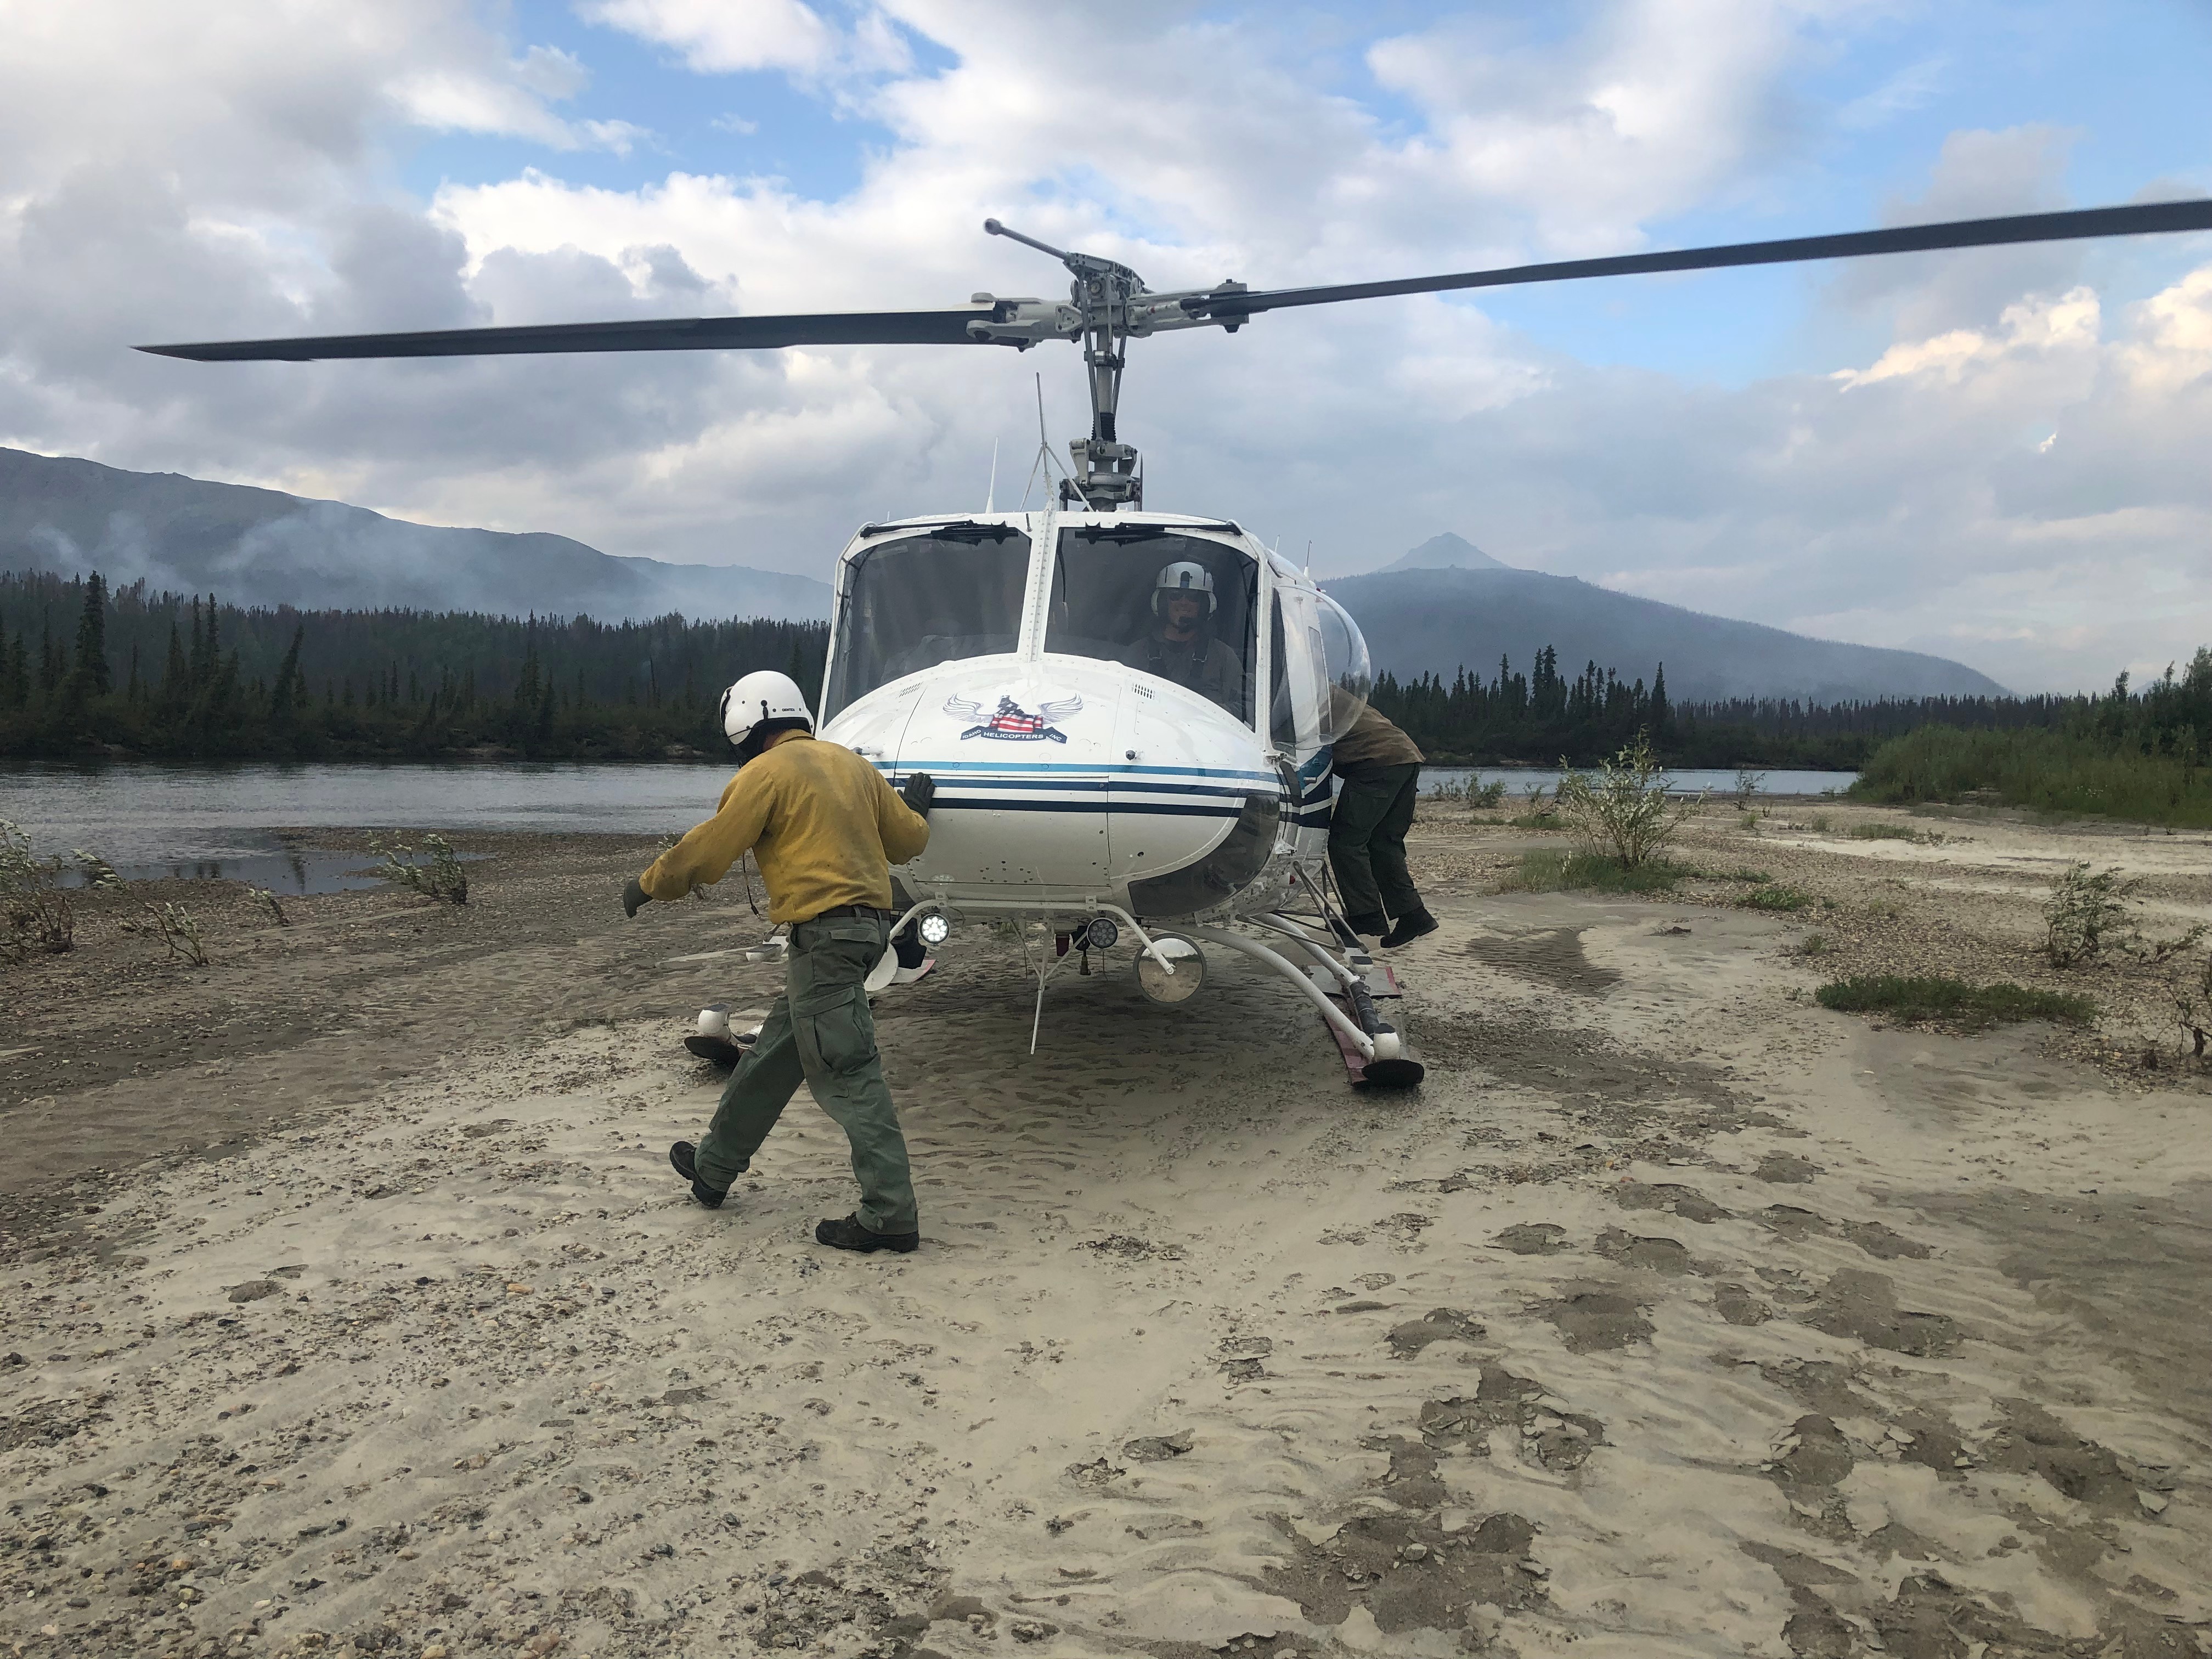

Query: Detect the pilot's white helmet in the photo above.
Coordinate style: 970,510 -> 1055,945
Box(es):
720,670 -> 814,747
1152,560 -> 1216,616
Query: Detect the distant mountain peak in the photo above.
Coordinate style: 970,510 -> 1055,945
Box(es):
1381,532 -> 1509,573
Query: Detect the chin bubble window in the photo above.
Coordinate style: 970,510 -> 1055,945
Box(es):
1045,528 -> 1259,724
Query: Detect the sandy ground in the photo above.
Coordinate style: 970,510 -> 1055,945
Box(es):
3,809 -> 2209,1659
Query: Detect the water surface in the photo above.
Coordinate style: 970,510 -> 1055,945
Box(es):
1,761 -> 730,893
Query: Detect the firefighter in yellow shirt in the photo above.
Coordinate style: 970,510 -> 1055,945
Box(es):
623,671 -> 934,1253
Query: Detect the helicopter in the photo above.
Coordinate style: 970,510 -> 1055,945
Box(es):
142,198 -> 2212,1088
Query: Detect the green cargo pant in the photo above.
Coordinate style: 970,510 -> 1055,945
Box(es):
694,911 -> 918,1235
1329,762 -> 1424,925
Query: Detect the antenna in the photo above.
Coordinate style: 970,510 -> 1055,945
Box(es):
1304,540 -> 1313,577
985,438 -> 998,512
1020,371 -> 1089,510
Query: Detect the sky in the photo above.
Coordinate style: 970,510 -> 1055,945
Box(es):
1,0 -> 2208,693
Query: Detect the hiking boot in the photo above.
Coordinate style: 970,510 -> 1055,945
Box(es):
815,1213 -> 920,1254
668,1141 -> 727,1209
1342,911 -> 1390,939
1381,907 -> 1438,949
684,1031 -> 753,1068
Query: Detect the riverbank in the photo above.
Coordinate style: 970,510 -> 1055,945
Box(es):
3,812 -> 2208,1657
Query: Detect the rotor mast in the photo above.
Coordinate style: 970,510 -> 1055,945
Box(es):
984,219 -> 1148,508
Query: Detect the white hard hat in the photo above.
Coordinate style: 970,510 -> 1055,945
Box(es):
720,670 -> 814,747
1153,560 -> 1216,616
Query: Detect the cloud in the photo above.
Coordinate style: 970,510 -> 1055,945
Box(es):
580,0 -> 910,80
0,0 -> 2205,697
1838,55 -> 1945,129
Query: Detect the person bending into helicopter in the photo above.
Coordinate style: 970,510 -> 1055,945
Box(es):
1328,693 -> 1438,950
622,670 -> 936,1255
1120,560 -> 1243,713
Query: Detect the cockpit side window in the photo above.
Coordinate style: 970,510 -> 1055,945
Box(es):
822,525 -> 1032,720
1269,596 -> 1295,747
1045,529 -> 1259,724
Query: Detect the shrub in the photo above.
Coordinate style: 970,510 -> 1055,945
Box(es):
2041,861 -> 2204,968
1849,822 -> 1922,841
1554,732 -> 1701,868
2044,863 -> 2134,967
1742,884 -> 1816,912
1,820 -> 75,960
125,901 -> 209,967
1733,768 -> 1767,805
1852,724 -> 2212,828
370,832 -> 470,904
1426,775 -> 1509,810
1815,974 -> 2094,1031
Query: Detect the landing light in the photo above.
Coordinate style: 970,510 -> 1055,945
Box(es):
918,913 -> 951,946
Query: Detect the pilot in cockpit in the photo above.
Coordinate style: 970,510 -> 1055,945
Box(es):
1120,560 -> 1243,713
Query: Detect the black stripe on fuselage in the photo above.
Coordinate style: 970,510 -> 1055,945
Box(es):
936,798 -> 1244,816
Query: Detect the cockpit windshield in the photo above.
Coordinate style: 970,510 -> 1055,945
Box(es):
1045,527 -> 1258,724
822,523 -> 1032,720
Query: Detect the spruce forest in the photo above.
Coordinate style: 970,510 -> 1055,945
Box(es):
0,569 -> 2186,798
1,571 -> 825,761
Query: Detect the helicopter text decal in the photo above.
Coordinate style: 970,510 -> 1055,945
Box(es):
946,693 -> 1082,743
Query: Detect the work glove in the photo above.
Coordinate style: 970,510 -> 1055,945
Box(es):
901,771 -> 936,819
622,876 -> 651,918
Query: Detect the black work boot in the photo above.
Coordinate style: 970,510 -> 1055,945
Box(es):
1343,911 -> 1390,939
815,1214 -> 920,1255
1381,907 -> 1439,949
668,1141 -> 727,1209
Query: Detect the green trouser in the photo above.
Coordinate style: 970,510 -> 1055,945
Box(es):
1329,762 -> 1424,925
695,912 -> 918,1235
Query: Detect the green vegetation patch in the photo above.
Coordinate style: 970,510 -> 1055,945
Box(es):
1853,722 -> 2212,830
1848,822 -> 1923,840
1741,884 -> 1818,912
1814,974 -> 2095,1032
1503,850 -> 1690,894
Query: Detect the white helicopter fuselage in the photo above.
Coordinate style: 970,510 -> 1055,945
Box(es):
816,508 -> 1347,929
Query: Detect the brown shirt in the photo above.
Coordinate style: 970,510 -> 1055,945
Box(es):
1330,699 -> 1424,775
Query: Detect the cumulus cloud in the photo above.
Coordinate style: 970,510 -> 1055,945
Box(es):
583,0 -> 910,80
0,0 -> 2204,693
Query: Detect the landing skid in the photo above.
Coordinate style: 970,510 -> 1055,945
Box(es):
1316,953 -> 1426,1088
1189,915 -> 1425,1090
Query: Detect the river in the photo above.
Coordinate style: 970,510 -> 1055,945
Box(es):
0,759 -> 1857,894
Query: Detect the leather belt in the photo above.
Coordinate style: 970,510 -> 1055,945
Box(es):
808,904 -> 894,922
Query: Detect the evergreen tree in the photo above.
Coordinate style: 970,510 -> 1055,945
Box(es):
69,573 -> 111,698
38,622 -> 64,701
188,597 -> 208,690
269,624 -> 306,720
162,619 -> 190,710
2,629 -> 26,709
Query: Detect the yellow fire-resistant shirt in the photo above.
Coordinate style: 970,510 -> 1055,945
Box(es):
639,734 -> 930,924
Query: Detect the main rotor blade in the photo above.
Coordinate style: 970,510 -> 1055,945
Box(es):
1184,199 -> 2212,320
138,308 -> 995,362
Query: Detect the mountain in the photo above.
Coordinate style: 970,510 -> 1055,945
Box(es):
0,448 -> 829,623
1376,531 -> 1509,573
1328,559 -> 2007,704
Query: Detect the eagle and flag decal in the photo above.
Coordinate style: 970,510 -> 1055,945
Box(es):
946,693 -> 1082,743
